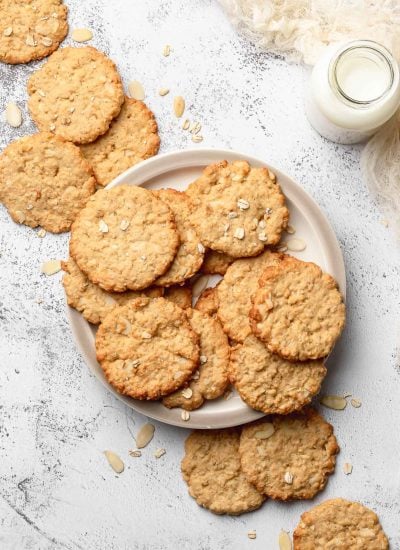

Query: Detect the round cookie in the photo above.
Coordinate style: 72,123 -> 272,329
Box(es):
201,250 -> 235,275
186,160 -> 289,257
69,184 -> 179,292
181,429 -> 265,515
0,0 -> 68,64
239,408 -> 339,501
229,336 -> 326,414
80,98 -> 160,186
293,498 -> 389,549
163,308 -> 229,410
27,46 -> 124,144
164,284 -> 192,310
194,286 -> 219,318
62,257 -> 163,325
95,297 -> 200,400
217,250 -> 283,343
153,189 -> 204,286
0,132 -> 96,233
250,256 -> 346,361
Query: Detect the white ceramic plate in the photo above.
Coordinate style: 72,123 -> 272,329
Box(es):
67,148 -> 346,429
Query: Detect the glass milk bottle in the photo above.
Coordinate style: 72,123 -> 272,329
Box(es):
305,40 -> 400,144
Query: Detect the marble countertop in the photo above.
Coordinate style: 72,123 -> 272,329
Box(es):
0,1 -> 399,549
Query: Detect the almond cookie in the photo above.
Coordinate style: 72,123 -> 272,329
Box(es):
217,250 -> 283,343
27,46 -> 124,144
62,257 -> 163,325
201,250 -> 235,275
239,408 -> 339,500
293,498 -> 389,549
69,185 -> 179,292
80,98 -> 160,186
95,297 -> 199,400
153,189 -> 204,286
181,429 -> 265,515
163,308 -> 229,410
250,256 -> 346,361
229,336 -> 326,414
194,286 -> 219,318
186,160 -> 289,257
164,284 -> 192,310
0,132 -> 96,233
0,0 -> 68,64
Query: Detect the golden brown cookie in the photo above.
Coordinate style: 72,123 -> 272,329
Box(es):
229,336 -> 326,414
0,0 -> 68,64
181,429 -> 265,515
27,46 -> 124,144
0,132 -> 96,233
239,408 -> 339,500
62,257 -> 163,325
293,498 -> 389,549
250,256 -> 346,361
194,286 -> 219,318
217,250 -> 283,343
186,160 -> 289,257
164,284 -> 192,310
95,297 -> 199,400
201,250 -> 235,275
80,98 -> 160,186
153,189 -> 204,286
163,308 -> 229,410
69,184 -> 179,292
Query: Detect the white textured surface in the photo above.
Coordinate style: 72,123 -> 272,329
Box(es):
0,1 -> 399,549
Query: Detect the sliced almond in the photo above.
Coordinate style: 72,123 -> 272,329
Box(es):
182,119 -> 190,130
162,44 -> 171,57
181,387 -> 193,399
173,96 -> 185,118
234,227 -> 245,240
320,395 -> 347,410
120,219 -> 130,231
103,450 -> 124,474
154,448 -> 166,458
5,103 -> 22,128
286,238 -> 306,252
3,27 -> 13,37
98,219 -> 109,233
71,28 -> 93,43
41,36 -> 53,46
159,87 -> 170,96
199,355 -> 207,364
279,530 -> 292,550
351,398 -> 361,408
197,243 -> 205,254
258,232 -> 268,242
26,34 -> 37,47
343,462 -> 353,475
41,260 -> 61,276
181,410 -> 190,421
254,423 -> 275,439
128,80 -> 145,101
284,471 -> 293,484
237,198 -> 250,210
141,331 -> 152,339
14,210 -> 26,223
192,275 -> 209,298
135,423 -> 155,448
248,531 -> 256,540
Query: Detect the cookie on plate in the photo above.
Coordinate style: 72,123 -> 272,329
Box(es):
96,297 -> 199,400
80,98 -> 160,186
217,250 -> 283,343
239,408 -> 339,500
186,160 -> 289,257
229,336 -> 326,414
181,429 -> 265,515
69,185 -> 179,292
201,250 -> 235,275
194,286 -> 219,318
293,498 -> 389,550
153,189 -> 204,286
164,284 -> 192,310
27,46 -> 124,144
62,257 -> 163,325
163,308 -> 229,410
0,0 -> 68,64
250,256 -> 346,361
0,132 -> 96,233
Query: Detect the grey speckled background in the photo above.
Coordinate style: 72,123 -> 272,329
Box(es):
1,1 -> 400,549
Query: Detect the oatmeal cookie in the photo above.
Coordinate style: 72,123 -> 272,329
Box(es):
201,250 -> 235,275
164,284 -> 192,310
194,286 -> 219,318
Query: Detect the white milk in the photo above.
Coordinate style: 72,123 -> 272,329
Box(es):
305,40 -> 400,144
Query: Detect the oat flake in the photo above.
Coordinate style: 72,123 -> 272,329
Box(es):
248,530 -> 256,539
181,410 -> 190,421
154,448 -> 166,458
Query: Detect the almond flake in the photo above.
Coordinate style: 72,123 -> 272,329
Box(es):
254,423 -> 275,439
279,530 -> 292,550
5,103 -> 22,127
237,198 -> 250,210
41,36 -> 53,46
154,448 -> 166,459
284,471 -> 293,484
98,220 -> 109,233
351,398 -> 361,408
192,275 -> 209,298
174,96 -> 185,118
14,210 -> 26,223
128,80 -> 145,101
258,232 -> 268,242
26,34 -> 37,46
286,225 -> 296,234
162,44 -> 171,56
129,450 -> 142,457
3,27 -> 13,37
181,410 -> 190,421
200,355 -> 208,364
227,211 -> 238,219
320,395 -> 347,410
37,228 -> 46,238
181,387 -> 193,399
197,243 -> 205,254
103,450 -> 124,474
286,238 -> 306,252
71,28 -> 93,43
135,423 -> 155,448
258,220 -> 266,228
343,462 -> 353,475
182,119 -> 190,130
141,331 -> 152,339
159,87 -> 170,96
248,531 -> 256,540
234,227 -> 245,240
191,135 -> 203,143
38,89 -> 46,97
41,260 -> 61,276
120,219 -> 130,231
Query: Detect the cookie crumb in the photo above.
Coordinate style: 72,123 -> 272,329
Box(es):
350,398 -> 361,408
37,228 -> 46,238
154,448 -> 166,459
343,462 -> 353,475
